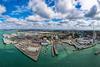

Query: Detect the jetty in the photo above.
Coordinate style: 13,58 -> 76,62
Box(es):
15,43 -> 41,61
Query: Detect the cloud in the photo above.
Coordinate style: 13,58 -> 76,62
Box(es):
28,0 -> 55,19
81,0 -> 99,12
55,0 -> 100,19
6,17 -> 26,25
0,5 -> 6,14
55,0 -> 84,19
26,15 -> 46,22
11,5 -> 30,15
1,0 -> 100,30
1,17 -> 100,30
84,5 -> 97,18
56,0 -> 74,14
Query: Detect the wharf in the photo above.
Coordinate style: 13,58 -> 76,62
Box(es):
15,44 -> 41,61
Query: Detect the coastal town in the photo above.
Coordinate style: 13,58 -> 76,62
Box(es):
2,31 -> 98,61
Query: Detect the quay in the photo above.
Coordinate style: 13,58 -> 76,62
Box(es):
15,43 -> 41,61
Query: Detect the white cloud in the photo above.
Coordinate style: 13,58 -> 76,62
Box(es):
55,0 -> 100,19
95,13 -> 100,18
11,6 -> 29,15
0,5 -> 6,14
56,0 -> 74,14
26,15 -> 46,22
80,0 -> 100,12
5,17 -> 27,25
55,0 -> 84,19
1,17 -> 100,30
1,0 -> 100,30
28,0 -> 55,19
27,0 -> 100,20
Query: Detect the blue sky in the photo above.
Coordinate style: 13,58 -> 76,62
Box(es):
0,0 -> 56,18
0,0 -> 32,18
0,0 -> 61,23
0,0 -> 82,20
0,0 -> 100,29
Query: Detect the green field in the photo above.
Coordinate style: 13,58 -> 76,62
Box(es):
0,30 -> 100,67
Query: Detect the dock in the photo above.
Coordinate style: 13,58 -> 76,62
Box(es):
15,44 -> 41,61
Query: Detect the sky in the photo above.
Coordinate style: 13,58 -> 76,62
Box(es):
0,0 -> 100,30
